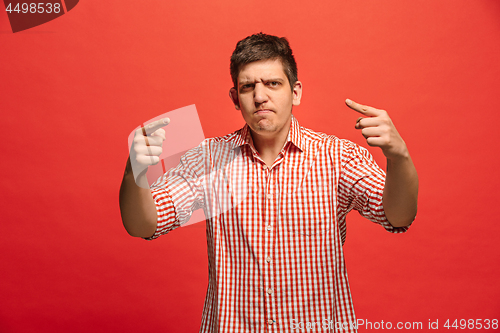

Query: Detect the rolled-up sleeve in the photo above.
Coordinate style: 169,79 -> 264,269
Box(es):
143,145 -> 206,240
338,140 -> 410,234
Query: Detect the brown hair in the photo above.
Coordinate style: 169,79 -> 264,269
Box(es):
230,33 -> 298,91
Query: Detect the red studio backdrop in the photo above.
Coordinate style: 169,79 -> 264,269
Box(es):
1,1 -> 499,332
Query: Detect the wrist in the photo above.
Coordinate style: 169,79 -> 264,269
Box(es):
124,157 -> 149,187
384,142 -> 410,162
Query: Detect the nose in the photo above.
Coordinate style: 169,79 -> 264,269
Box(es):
253,82 -> 268,105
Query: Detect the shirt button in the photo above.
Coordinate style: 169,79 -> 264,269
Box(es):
266,193 -> 273,200
267,288 -> 273,295
266,257 -> 272,263
266,225 -> 272,231
263,165 -> 268,170
268,319 -> 274,325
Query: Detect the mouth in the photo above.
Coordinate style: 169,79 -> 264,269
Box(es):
254,109 -> 273,115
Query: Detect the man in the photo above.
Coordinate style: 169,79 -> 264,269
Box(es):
119,33 -> 418,332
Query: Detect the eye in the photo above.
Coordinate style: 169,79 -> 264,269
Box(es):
268,81 -> 280,87
240,84 -> 253,91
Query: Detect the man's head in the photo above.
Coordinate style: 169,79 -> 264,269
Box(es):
229,33 -> 302,141
230,33 -> 298,91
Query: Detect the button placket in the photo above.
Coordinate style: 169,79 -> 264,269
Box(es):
262,159 -> 277,330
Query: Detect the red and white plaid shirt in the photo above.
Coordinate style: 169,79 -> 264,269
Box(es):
147,115 -> 409,332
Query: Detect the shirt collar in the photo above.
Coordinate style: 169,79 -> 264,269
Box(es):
232,114 -> 305,153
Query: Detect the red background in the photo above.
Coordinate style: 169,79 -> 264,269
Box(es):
1,1 -> 499,332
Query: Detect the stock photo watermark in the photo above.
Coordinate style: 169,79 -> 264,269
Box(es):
291,318 -> 498,331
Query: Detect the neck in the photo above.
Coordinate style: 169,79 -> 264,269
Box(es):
250,119 -> 291,167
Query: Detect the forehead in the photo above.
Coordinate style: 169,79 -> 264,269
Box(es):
237,59 -> 287,83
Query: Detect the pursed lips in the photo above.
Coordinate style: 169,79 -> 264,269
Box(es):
254,109 -> 273,114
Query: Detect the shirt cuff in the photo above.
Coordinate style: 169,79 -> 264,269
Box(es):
142,186 -> 178,240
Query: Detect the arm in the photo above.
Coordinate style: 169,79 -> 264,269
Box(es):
119,118 -> 170,238
345,99 -> 418,227
119,158 -> 158,238
383,149 -> 418,227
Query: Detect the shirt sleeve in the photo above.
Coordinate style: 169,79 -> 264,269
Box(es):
143,145 -> 206,240
337,139 -> 410,233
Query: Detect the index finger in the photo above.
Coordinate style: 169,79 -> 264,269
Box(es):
141,118 -> 170,136
345,99 -> 382,117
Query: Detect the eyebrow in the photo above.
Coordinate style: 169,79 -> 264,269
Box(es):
238,78 -> 285,86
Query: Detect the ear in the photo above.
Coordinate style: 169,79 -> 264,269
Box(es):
229,87 -> 240,110
292,81 -> 302,106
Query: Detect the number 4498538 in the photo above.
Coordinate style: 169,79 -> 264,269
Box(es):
443,319 -> 498,329
5,3 -> 62,14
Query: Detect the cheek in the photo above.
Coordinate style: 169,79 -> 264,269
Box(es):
238,102 -> 254,117
238,94 -> 251,106
278,95 -> 293,108
241,97 -> 258,114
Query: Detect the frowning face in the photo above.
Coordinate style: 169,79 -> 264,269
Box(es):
230,59 -> 302,140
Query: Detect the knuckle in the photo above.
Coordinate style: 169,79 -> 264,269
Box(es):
133,136 -> 144,145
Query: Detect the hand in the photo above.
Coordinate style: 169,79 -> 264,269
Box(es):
129,118 -> 170,181
345,99 -> 408,160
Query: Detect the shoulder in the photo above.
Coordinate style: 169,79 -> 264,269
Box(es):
210,128 -> 242,143
297,124 -> 374,164
181,128 -> 245,165
198,128 -> 243,149
298,124 -> 351,150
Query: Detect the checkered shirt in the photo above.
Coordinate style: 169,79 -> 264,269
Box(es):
147,115 -> 409,332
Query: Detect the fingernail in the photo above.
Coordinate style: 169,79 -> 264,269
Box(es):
346,99 -> 352,105
163,118 -> 170,124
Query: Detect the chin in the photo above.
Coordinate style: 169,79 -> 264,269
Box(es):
254,119 -> 275,130
256,125 -> 278,134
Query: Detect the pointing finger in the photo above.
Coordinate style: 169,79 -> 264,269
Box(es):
141,118 -> 170,136
136,135 -> 164,147
345,99 -> 382,117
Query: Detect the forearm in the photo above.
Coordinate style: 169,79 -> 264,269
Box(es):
383,152 -> 419,227
119,158 -> 158,238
